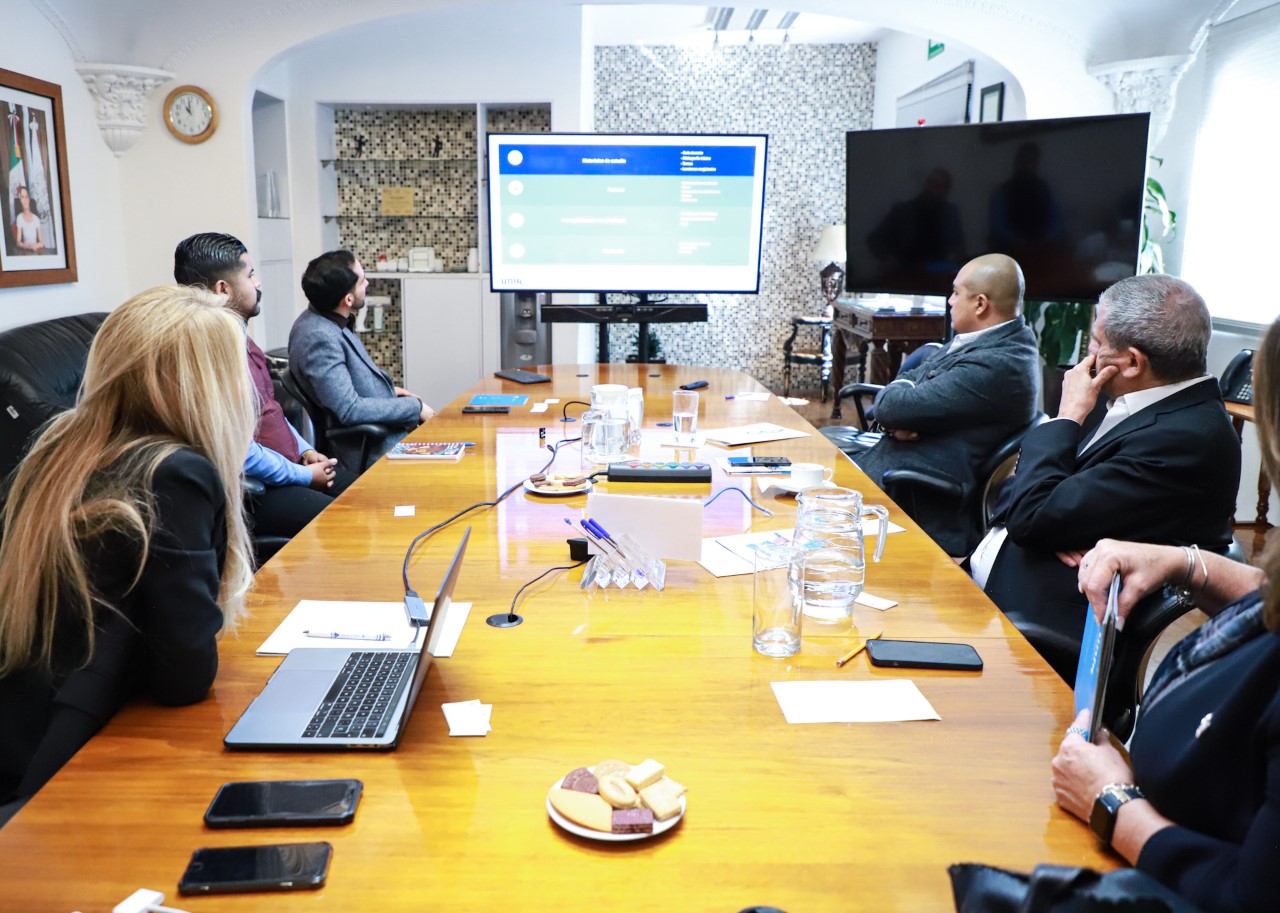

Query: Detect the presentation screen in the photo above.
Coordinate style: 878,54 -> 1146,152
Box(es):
487,133 -> 768,294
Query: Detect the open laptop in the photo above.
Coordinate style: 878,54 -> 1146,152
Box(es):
225,528 -> 470,751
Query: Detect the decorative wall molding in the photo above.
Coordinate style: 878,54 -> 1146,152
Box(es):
1088,55 -> 1191,147
76,64 -> 174,156
30,0 -> 85,61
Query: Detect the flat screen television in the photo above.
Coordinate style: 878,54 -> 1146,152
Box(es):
845,113 -> 1150,302
487,133 -> 768,294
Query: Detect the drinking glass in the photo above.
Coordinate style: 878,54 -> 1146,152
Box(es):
672,390 -> 699,445
591,416 -> 629,463
753,545 -> 801,657
580,409 -> 606,467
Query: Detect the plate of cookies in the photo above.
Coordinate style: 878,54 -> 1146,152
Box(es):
546,758 -> 686,841
524,472 -> 592,496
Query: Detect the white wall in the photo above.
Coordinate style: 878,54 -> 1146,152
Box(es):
0,2 -> 129,330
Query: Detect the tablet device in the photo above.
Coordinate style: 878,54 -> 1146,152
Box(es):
1073,572 -> 1120,742
865,639 -> 983,671
203,779 -> 362,828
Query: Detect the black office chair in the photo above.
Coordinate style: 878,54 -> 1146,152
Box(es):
820,341 -> 944,457
781,315 -> 833,402
280,368 -> 392,474
879,411 -> 1048,558
241,477 -> 290,565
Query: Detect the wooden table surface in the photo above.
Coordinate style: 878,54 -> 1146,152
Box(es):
0,364 -> 1112,912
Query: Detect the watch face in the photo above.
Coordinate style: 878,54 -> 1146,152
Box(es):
170,92 -> 213,136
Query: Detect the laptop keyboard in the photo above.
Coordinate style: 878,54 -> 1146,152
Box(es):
302,651 -> 414,740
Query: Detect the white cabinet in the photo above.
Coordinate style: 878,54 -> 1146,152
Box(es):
400,274 -> 499,408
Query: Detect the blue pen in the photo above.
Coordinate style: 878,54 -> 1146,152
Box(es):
303,630 -> 392,641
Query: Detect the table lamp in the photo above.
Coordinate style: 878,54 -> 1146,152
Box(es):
812,223 -> 846,315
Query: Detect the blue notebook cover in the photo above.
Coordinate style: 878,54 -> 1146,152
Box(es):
468,394 -> 529,407
1073,573 -> 1119,741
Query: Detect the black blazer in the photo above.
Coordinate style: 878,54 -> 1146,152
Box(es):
0,449 -> 227,805
983,378 -> 1240,678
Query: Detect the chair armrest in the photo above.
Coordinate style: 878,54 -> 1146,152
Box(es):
835,382 -> 884,400
326,422 -> 392,443
792,316 -> 831,326
242,477 -> 266,498
881,468 -> 964,500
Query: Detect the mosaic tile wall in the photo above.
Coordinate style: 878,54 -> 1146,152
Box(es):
332,107 -> 477,272
327,105 -> 549,386
594,44 -> 875,390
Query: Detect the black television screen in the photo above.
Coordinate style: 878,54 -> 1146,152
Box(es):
487,133 -> 768,294
845,113 -> 1150,302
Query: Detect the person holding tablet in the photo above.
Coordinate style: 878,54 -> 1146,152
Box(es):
1049,315 -> 1280,913
0,286 -> 256,822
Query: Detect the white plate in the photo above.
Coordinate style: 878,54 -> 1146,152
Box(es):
523,477 -> 592,497
759,477 -> 838,496
546,776 -> 685,841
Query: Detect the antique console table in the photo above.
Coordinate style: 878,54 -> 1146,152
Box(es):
830,297 -> 947,421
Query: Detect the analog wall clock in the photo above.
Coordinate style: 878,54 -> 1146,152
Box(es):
163,85 -> 218,144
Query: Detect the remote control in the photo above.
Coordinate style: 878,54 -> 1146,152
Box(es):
606,461 -> 713,482
462,405 -> 511,414
679,380 -> 709,390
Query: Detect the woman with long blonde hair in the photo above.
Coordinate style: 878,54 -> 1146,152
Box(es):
0,285 -> 255,814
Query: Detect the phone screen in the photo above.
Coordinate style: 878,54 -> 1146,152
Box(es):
178,842 -> 332,895
865,639 -> 983,671
204,779 -> 362,828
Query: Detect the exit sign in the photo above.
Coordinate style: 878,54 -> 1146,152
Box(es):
928,39 -> 945,59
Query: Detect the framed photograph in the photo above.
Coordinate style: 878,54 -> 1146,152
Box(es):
0,67 -> 76,287
979,82 -> 1005,124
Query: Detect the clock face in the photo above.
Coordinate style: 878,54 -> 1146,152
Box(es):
164,85 -> 217,144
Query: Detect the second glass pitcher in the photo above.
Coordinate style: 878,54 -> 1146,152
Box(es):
789,486 -> 890,622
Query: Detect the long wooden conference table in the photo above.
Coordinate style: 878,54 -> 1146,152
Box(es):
0,364 -> 1113,911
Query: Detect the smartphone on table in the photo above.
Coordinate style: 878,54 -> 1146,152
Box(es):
727,456 -> 791,467
178,841 -> 332,895
866,639 -> 983,671
203,778 -> 362,828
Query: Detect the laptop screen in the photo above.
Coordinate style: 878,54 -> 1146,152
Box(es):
403,527 -> 470,719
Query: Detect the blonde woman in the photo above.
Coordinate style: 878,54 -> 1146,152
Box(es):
0,285 -> 255,816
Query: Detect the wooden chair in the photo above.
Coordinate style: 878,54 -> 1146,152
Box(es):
781,315 -> 833,401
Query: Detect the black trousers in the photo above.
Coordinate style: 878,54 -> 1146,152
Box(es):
248,466 -> 357,544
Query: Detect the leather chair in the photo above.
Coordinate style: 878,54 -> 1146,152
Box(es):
280,368 -> 391,474
819,341 -> 944,457
781,315 -> 833,402
0,312 -> 108,480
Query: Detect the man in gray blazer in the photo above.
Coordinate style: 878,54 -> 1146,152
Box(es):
289,250 -> 433,471
853,253 -> 1040,556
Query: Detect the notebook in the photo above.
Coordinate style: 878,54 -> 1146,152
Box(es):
224,529 -> 470,751
1073,572 -> 1120,743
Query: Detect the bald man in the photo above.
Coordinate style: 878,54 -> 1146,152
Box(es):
853,253 -> 1040,556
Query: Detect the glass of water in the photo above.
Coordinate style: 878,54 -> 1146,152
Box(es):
672,389 -> 699,445
753,544 -> 801,657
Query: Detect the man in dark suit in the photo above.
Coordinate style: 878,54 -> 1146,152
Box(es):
288,250 -> 431,471
854,253 -> 1040,556
971,274 -> 1240,680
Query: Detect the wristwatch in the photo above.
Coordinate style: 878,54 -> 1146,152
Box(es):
1089,783 -> 1145,846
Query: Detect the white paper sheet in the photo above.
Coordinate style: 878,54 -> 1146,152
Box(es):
702,422 -> 811,447
442,698 -> 493,736
695,542 -> 899,609
256,599 -> 472,657
394,505 -> 416,517
770,680 -> 940,723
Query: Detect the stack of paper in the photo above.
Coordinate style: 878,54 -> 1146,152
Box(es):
442,699 -> 492,736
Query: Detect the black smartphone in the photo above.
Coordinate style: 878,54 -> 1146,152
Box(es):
866,639 -> 983,671
462,405 -> 510,414
177,842 -> 332,895
727,456 -> 791,467
203,779 -> 362,828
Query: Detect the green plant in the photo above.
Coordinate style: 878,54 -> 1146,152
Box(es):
1024,299 -> 1092,367
1140,155 -> 1177,274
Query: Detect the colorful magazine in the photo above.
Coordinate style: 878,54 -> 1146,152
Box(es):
386,441 -> 466,461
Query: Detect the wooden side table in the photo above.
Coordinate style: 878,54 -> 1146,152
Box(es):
1225,400 -> 1271,552
829,297 -> 946,420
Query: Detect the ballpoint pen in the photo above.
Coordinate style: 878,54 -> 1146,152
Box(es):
303,630 -> 393,641
835,630 -> 882,667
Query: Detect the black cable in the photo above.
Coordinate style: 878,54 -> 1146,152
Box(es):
492,559 -> 589,627
560,399 -> 591,423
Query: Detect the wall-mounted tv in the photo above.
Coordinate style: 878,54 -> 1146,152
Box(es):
845,113 -> 1150,303
487,133 -> 768,294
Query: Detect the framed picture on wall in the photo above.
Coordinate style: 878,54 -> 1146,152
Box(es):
0,67 -> 77,288
979,82 -> 1005,124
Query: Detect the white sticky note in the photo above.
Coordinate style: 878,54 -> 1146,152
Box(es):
770,680 -> 940,724
394,505 -> 416,517
530,402 -> 549,413
856,592 -> 898,611
543,398 -> 561,404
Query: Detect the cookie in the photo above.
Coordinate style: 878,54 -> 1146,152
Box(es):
593,759 -> 630,779
549,788 -> 613,832
638,777 -> 686,822
561,767 -> 598,794
597,774 -> 638,809
624,758 -> 664,791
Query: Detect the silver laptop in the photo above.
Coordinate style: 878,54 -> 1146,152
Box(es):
225,529 -> 469,751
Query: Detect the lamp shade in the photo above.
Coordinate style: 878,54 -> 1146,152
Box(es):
812,224 -> 846,263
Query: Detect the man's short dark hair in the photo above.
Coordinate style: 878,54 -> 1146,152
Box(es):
301,249 -> 359,313
173,232 -> 247,288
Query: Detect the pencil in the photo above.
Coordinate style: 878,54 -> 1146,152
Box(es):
835,630 -> 882,667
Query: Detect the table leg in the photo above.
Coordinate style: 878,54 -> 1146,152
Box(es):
830,328 -> 848,421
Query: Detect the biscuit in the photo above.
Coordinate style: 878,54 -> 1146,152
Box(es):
593,759 -> 630,779
561,767 -> 598,794
597,774 -> 638,809
549,788 -> 613,832
638,777 -> 686,822
611,807 -> 654,834
624,758 -> 665,791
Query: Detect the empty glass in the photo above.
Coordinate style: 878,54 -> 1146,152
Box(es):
753,545 -> 801,657
672,390 -> 699,445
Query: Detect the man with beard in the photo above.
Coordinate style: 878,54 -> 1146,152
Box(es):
289,249 -> 431,471
175,233 -> 352,554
